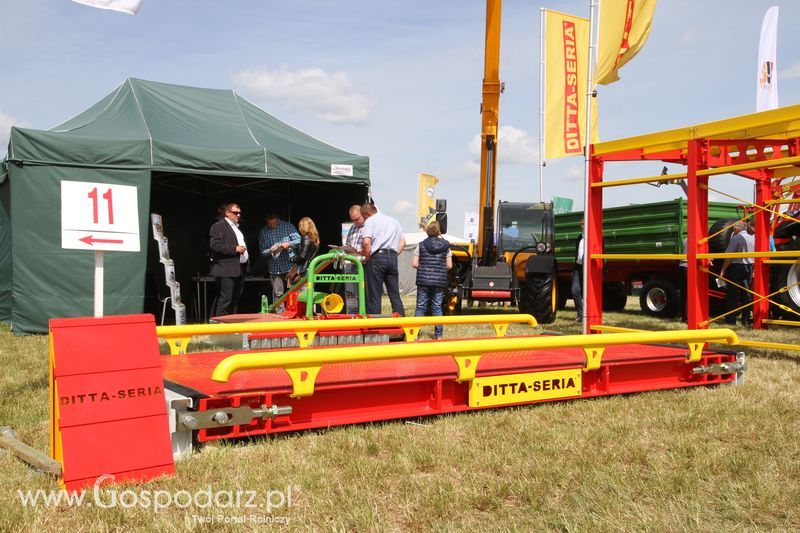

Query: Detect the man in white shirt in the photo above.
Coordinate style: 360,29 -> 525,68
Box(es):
208,203 -> 249,316
360,203 -> 406,315
720,221 -> 754,325
570,220 -> 584,322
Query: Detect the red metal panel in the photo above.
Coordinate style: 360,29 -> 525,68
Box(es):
687,139 -> 709,329
586,146 -> 604,333
50,314 -> 174,491
160,342 -> 739,443
754,174 -> 772,328
471,290 -> 512,299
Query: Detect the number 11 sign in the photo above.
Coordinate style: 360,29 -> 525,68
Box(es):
61,181 -> 140,252
61,180 -> 141,317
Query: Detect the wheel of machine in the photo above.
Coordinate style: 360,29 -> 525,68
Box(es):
639,278 -> 678,318
708,218 -> 738,253
557,283 -> 569,310
443,288 -> 463,315
519,271 -> 557,324
602,282 -> 627,311
773,242 -> 800,318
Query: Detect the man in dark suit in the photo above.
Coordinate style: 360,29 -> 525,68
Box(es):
209,203 -> 249,317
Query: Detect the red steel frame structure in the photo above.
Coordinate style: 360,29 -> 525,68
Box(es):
586,105 -> 800,332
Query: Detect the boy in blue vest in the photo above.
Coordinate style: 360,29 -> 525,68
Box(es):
412,221 -> 453,339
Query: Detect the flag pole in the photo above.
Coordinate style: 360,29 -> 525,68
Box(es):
539,7 -> 546,203
582,0 -> 598,334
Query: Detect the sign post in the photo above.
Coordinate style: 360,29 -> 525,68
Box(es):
60,181 -> 140,317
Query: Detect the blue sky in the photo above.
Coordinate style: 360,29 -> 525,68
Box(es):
3,0 -> 800,237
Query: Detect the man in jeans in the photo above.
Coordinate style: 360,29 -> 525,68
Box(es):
720,221 -> 754,325
360,203 -> 406,315
412,221 -> 452,339
258,213 -> 300,313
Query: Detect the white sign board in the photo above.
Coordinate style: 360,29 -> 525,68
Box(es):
464,211 -> 479,243
61,181 -> 140,252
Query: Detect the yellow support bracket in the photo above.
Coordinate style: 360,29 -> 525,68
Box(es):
686,342 -> 704,363
402,327 -> 420,342
453,354 -> 482,382
285,365 -> 322,398
165,337 -> 192,355
295,330 -> 317,348
583,346 -> 604,371
491,323 -> 509,337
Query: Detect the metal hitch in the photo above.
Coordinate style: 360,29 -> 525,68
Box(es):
691,352 -> 746,385
178,404 -> 292,431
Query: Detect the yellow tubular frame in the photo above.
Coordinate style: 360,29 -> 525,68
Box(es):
210,329 -> 739,398
156,314 -> 538,354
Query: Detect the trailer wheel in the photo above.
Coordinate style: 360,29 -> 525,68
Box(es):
557,283 -> 569,310
603,282 -> 627,311
773,241 -> 800,318
708,218 -> 738,253
519,271 -> 557,324
639,279 -> 678,318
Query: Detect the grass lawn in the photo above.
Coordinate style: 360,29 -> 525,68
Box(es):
0,297 -> 799,531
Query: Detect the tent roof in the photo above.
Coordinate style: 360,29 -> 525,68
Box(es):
5,78 -> 369,184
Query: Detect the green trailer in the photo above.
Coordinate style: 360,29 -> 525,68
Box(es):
554,198 -> 742,318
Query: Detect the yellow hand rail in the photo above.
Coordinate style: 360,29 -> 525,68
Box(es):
157,314 -> 538,354
210,329 -> 740,398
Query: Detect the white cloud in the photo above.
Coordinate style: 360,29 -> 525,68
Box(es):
467,125 -> 537,166
680,31 -> 698,45
391,200 -> 413,215
0,111 -> 30,157
782,62 -> 800,81
564,164 -> 584,182
234,67 -> 372,124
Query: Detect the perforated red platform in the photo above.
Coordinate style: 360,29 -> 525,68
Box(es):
160,337 -> 740,442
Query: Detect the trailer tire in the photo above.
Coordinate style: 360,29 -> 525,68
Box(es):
639,278 -> 679,318
773,241 -> 800,318
603,282 -> 627,311
519,271 -> 557,324
557,283 -> 569,310
708,218 -> 738,253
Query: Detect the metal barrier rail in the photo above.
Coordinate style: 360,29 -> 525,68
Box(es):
210,329 -> 740,398
592,324 -> 800,352
156,314 -> 538,354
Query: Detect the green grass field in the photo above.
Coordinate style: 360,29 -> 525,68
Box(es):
1,298 -> 799,531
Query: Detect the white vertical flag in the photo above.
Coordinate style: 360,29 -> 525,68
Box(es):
71,0 -> 143,15
756,6 -> 779,112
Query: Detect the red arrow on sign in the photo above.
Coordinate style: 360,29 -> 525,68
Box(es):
79,235 -> 124,246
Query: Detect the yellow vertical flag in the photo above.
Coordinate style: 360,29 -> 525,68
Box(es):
543,10 -> 597,160
596,0 -> 657,85
417,173 -> 439,230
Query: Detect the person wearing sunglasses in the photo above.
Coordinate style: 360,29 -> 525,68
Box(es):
209,203 -> 249,317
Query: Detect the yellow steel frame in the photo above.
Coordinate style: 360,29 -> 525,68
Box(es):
592,324 -> 800,352
762,318 -> 800,327
210,329 -> 740,398
699,266 -> 800,326
593,104 -> 800,158
156,314 -> 538,355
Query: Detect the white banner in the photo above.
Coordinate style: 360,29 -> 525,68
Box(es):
756,6 -> 779,112
71,0 -> 143,15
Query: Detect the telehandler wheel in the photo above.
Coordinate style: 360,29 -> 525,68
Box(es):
443,288 -> 462,315
520,271 -> 557,324
603,282 -> 627,311
639,278 -> 679,318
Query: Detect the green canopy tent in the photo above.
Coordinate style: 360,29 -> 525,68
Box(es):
0,78 -> 370,333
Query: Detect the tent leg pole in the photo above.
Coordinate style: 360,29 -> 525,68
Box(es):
94,250 -> 104,318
